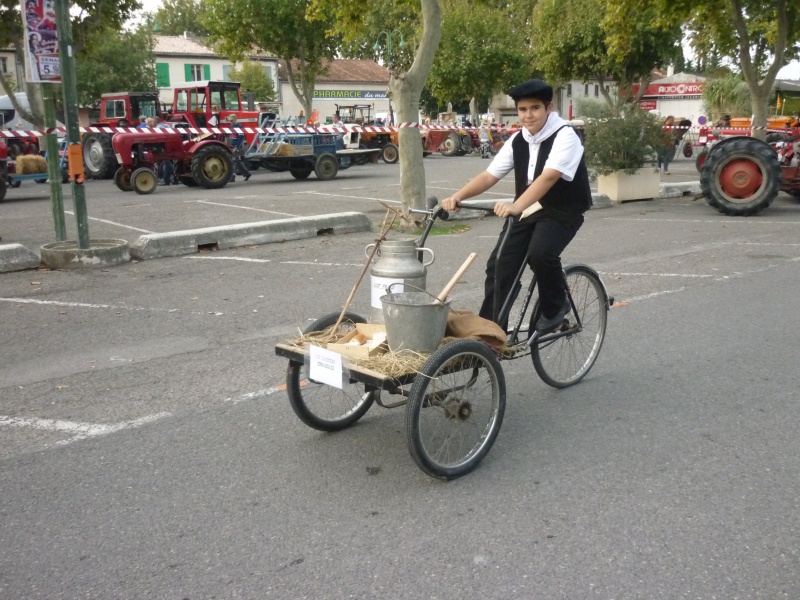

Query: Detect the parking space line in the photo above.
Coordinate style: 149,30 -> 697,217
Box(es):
600,271 -> 716,278
64,211 -> 154,234
225,386 -> 282,404
188,256 -> 271,263
0,297 -> 227,316
0,412 -> 172,445
193,200 -> 299,217
607,216 -> 800,225
291,191 -> 393,202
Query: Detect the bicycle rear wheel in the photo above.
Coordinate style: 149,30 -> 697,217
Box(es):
531,265 -> 607,388
406,340 -> 506,480
286,312 -> 375,431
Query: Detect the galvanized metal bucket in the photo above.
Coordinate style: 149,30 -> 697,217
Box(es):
380,286 -> 450,353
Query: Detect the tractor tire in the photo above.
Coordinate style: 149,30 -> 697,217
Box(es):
191,145 -> 233,189
82,133 -> 117,179
114,167 -> 133,192
314,153 -> 339,181
381,143 -> 399,164
460,134 -> 474,154
440,133 -> 460,156
682,142 -> 693,158
6,142 -> 24,160
131,167 -> 158,195
766,132 -> 788,144
695,148 -> 709,172
700,137 -> 781,217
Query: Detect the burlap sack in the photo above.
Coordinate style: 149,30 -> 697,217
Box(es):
444,309 -> 507,350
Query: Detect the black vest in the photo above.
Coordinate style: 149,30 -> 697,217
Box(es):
512,126 -> 592,225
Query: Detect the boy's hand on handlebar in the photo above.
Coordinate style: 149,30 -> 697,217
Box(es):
494,202 -> 522,218
441,196 -> 461,211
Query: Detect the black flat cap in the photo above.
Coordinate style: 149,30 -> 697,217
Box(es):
508,79 -> 553,103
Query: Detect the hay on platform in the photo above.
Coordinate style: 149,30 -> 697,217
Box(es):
14,155 -> 48,175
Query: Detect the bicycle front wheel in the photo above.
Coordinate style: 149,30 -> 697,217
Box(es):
406,340 -> 506,480
532,265 -> 608,388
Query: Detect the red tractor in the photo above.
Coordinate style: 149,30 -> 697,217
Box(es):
82,92 -> 164,179
699,133 -> 800,216
164,80 -> 259,138
111,129 -> 233,195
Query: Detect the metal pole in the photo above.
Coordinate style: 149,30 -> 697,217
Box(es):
42,83 -> 66,241
55,0 -> 90,249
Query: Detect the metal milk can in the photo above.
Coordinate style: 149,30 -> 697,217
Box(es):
365,238 -> 435,323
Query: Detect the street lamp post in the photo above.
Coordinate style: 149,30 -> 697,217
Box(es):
373,30 -> 407,125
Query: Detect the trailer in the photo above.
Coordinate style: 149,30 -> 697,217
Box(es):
0,138 -> 69,200
241,128 -> 380,181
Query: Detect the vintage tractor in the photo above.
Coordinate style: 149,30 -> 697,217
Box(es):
334,104 -> 399,163
82,92 -> 164,179
699,133 -> 800,216
111,129 -> 233,194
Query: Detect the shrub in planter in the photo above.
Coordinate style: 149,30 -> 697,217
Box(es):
583,105 -> 665,177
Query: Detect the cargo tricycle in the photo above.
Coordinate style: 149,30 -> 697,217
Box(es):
275,203 -> 611,480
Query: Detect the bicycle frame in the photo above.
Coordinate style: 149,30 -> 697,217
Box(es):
414,204 -> 592,358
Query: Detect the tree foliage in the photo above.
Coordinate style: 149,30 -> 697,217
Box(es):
76,23 -> 157,106
531,0 -> 682,108
202,0 -> 338,117
309,0 -> 442,213
701,72 -> 752,119
426,0 -> 531,109
154,0 -> 210,37
583,105 -> 666,175
604,0 -> 800,136
228,59 -> 277,102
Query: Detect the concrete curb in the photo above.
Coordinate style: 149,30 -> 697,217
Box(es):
0,243 -> 41,273
130,211 -> 372,260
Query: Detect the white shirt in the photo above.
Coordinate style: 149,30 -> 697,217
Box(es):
486,112 -> 583,184
208,115 -> 219,127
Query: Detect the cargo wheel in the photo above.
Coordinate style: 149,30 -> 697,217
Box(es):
440,133 -> 460,156
314,153 -> 339,180
290,166 -> 313,179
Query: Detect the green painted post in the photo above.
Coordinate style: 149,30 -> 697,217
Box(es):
42,83 -> 66,241
54,0 -> 90,249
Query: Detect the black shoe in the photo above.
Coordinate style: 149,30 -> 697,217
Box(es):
244,174 -> 251,181
535,297 -> 571,333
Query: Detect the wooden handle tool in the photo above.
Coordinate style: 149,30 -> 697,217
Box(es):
435,252 -> 477,304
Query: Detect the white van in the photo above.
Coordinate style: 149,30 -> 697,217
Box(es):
0,93 -> 36,131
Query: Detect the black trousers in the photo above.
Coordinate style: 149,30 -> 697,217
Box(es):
479,215 -> 584,330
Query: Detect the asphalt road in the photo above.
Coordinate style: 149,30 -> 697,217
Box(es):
2,153 -> 800,598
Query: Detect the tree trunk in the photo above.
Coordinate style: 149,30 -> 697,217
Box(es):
389,0 -> 442,213
749,89 -> 770,142
469,97 -> 477,125
284,59 -> 314,119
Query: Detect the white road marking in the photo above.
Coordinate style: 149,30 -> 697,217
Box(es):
600,271 -> 716,278
225,386 -> 281,404
427,186 -> 511,196
0,412 -> 172,445
623,288 -> 687,302
195,200 -> 298,217
339,186 -> 365,190
188,256 -> 272,263
291,191 -> 394,202
282,260 -> 362,267
0,297 -> 226,316
607,216 -> 800,225
64,211 -> 153,233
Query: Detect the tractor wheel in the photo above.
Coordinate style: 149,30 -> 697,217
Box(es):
7,142 -> 24,160
0,177 -> 6,202
114,167 -> 133,192
314,153 -> 339,180
695,148 -> 709,172
81,133 -> 117,179
440,133 -> 460,156
682,142 -> 693,158
700,137 -> 781,216
191,145 -> 233,189
766,132 -> 788,144
460,134 -> 474,154
381,143 -> 399,164
131,167 -> 158,195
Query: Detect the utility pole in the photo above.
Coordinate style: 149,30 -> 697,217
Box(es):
54,0 -> 90,249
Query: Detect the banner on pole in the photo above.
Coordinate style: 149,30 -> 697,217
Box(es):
20,0 -> 61,83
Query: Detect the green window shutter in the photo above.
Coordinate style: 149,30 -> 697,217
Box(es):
156,63 -> 170,88
203,64 -> 211,80
185,63 -> 193,81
